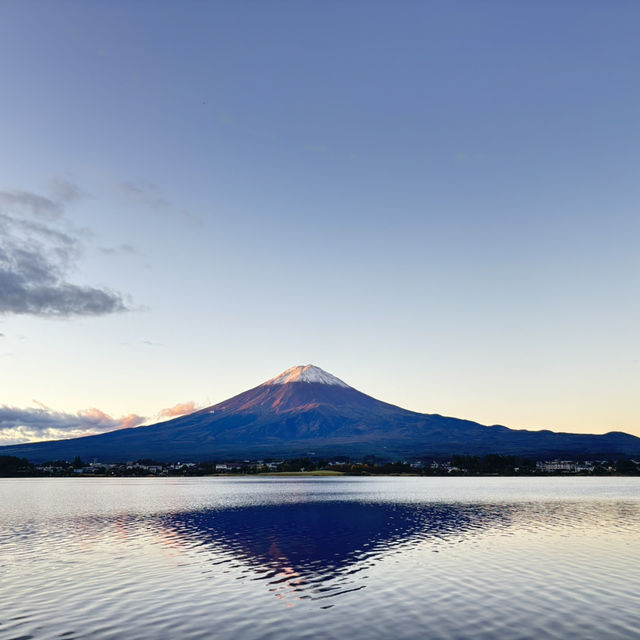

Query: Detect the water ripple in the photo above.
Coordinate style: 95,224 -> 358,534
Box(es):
1,478 -> 640,639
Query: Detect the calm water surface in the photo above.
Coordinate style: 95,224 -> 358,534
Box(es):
1,477 -> 639,639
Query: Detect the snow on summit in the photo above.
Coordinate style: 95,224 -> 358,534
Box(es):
265,365 -> 350,388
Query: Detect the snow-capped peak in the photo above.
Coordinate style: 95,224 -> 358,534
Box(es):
265,365 -> 350,388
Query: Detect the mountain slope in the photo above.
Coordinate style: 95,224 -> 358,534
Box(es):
3,365 -> 640,462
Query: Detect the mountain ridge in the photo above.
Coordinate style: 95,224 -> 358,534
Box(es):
2,365 -> 639,462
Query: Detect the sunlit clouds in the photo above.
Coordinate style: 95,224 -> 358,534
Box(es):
0,400 -> 201,445
158,402 -> 198,420
0,404 -> 146,446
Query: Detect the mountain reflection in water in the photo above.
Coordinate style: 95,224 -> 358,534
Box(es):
151,502 -> 514,603
3,479 -> 640,640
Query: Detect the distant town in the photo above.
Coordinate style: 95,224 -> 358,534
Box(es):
1,454 -> 639,477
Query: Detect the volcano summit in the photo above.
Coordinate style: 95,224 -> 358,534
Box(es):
3,365 -> 640,462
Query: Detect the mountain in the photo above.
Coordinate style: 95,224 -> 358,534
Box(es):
3,364 -> 640,462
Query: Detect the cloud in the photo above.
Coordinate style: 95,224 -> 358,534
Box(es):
0,405 -> 146,446
119,181 -> 168,209
118,180 -> 203,227
139,339 -> 164,347
48,178 -> 86,203
99,243 -> 137,256
120,414 -> 145,428
0,398 -> 201,446
158,401 -> 197,419
0,189 -> 130,317
0,189 -> 61,219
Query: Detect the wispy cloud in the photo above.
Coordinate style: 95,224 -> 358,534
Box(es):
118,180 -> 203,227
119,181 -> 169,209
140,339 -> 163,347
0,405 -> 146,446
99,243 -> 137,256
0,186 -> 130,317
0,189 -> 62,220
48,177 -> 87,203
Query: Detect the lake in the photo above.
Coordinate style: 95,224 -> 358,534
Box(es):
1,477 -> 639,639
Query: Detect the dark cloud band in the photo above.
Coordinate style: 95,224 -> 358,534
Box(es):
0,188 -> 130,317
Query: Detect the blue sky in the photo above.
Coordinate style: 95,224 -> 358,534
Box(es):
0,1 -> 638,444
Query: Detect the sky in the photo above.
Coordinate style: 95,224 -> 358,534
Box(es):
0,1 -> 638,445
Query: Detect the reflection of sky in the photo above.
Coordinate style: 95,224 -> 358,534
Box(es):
25,497 -> 640,612
3,479 -> 640,638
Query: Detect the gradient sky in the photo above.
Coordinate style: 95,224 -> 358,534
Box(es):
0,1 -> 638,444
